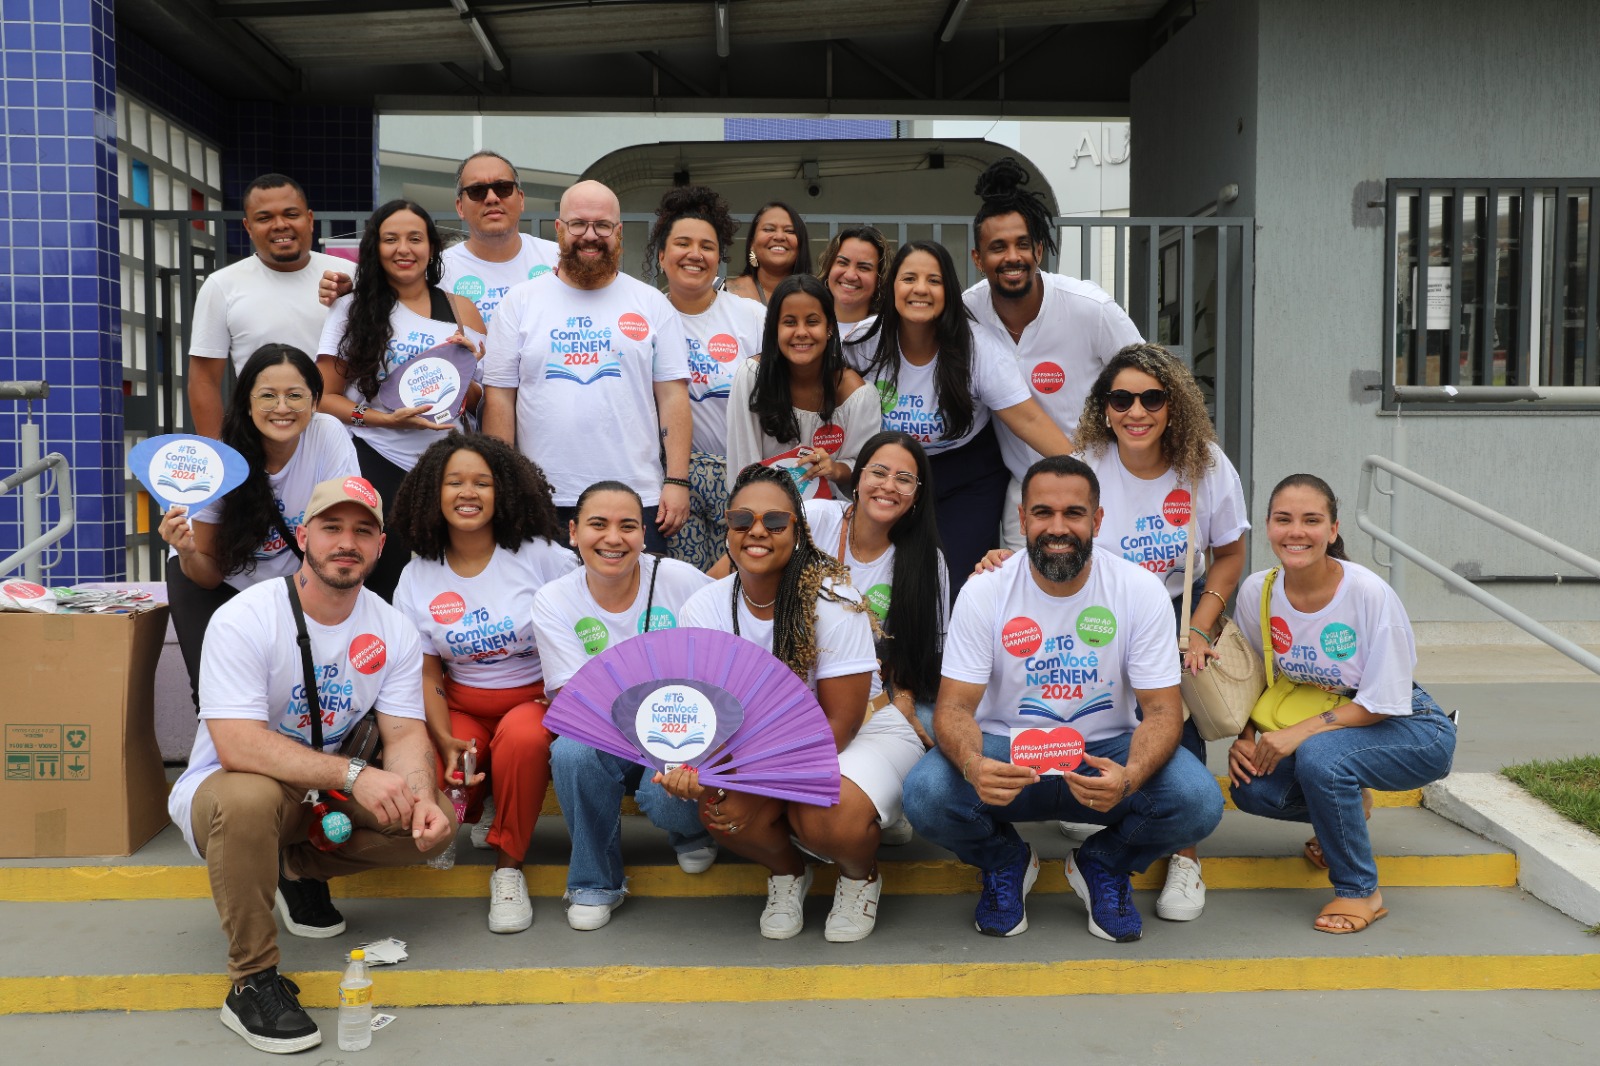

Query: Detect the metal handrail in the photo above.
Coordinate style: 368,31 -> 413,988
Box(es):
0,452 -> 74,579
1355,453 -> 1600,676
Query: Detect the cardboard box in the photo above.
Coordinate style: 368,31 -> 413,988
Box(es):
0,605 -> 171,857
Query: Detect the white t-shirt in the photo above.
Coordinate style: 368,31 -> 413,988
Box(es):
319,293 -> 483,470
168,579 -> 425,856
189,251 -> 348,372
679,291 -> 767,456
530,556 -> 713,692
965,271 -> 1144,479
723,358 -> 884,493
483,272 -> 691,506
1082,441 -> 1250,599
941,546 -> 1179,741
1235,561 -> 1418,716
804,498 -> 950,631
839,315 -> 879,371
442,234 -> 560,327
862,332 -> 1031,455
392,539 -> 579,689
680,575 -> 879,693
188,413 -> 360,592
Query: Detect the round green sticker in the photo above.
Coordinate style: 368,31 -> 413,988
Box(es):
875,379 -> 898,416
638,606 -> 678,634
1075,606 -> 1117,647
575,616 -> 610,656
529,264 -> 553,278
453,275 -> 486,301
1320,622 -> 1358,661
864,583 -> 892,621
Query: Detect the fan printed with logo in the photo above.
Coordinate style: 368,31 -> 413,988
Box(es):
128,434 -> 251,512
542,628 -> 841,806
759,423 -> 847,501
376,342 -> 480,426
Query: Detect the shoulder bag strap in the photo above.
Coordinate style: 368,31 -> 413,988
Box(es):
272,513 -> 305,561
1178,483 -> 1199,650
428,286 -> 458,324
283,576 -> 324,751
1260,567 -> 1280,685
640,556 -> 662,632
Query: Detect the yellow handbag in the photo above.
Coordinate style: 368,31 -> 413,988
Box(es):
1248,568 -> 1352,732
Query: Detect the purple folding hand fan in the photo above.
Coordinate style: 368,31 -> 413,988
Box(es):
543,627 -> 841,806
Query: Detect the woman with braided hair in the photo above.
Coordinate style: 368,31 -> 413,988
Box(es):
662,463 -> 924,942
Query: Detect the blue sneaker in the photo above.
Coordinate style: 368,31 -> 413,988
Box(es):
1065,848 -> 1142,942
974,845 -> 1039,937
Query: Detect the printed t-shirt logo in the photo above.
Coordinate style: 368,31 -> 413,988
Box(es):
875,380 -> 898,415
1002,616 -> 1043,657
529,264 -> 552,278
1032,362 -> 1065,394
864,584 -> 892,621
638,606 -> 679,633
1075,606 -> 1117,647
1321,622 -> 1358,661
349,634 -> 387,675
453,276 -> 486,301
2,580 -> 48,601
1162,489 -> 1192,528
576,617 -> 610,656
707,333 -> 739,363
618,313 -> 650,341
429,592 -> 467,625
811,424 -> 846,453
343,477 -> 380,508
1269,616 -> 1293,654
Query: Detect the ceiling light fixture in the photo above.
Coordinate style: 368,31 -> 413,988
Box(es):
715,0 -> 731,58
450,0 -> 506,71
937,0 -> 972,43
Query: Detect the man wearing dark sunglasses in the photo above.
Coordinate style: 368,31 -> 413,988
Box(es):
440,150 -> 560,327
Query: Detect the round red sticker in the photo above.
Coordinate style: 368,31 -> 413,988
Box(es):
2,581 -> 48,600
811,424 -> 845,453
618,313 -> 650,341
429,592 -> 466,625
349,634 -> 387,675
1001,616 -> 1043,657
707,333 -> 739,363
1270,616 -> 1293,655
1162,489 -> 1192,528
343,477 -> 379,508
1011,726 -> 1086,774
1032,362 -> 1065,394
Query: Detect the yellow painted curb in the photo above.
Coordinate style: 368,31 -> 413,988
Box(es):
0,852 -> 1516,903
4,953 -> 1597,1014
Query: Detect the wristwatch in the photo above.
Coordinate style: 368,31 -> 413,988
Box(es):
344,757 -> 368,793
350,402 -> 370,426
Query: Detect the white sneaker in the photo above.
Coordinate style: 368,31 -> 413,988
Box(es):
676,843 -> 719,874
824,872 -> 883,942
487,868 -> 532,934
1058,821 -> 1104,842
1155,854 -> 1206,921
470,796 -> 494,850
878,814 -> 914,846
566,897 -> 624,931
759,867 -> 814,940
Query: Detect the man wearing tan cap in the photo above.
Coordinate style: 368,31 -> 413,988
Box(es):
167,476 -> 455,1054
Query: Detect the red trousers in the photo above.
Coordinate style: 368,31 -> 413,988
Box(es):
441,676 -> 552,863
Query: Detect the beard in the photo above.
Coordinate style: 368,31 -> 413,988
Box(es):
307,546 -> 371,591
559,239 -> 622,286
991,264 -> 1037,300
1028,529 -> 1091,584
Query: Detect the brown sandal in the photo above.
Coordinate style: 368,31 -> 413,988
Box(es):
1314,897 -> 1388,934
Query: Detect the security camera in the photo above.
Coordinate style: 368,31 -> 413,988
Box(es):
806,183 -> 821,198
802,161 -> 820,199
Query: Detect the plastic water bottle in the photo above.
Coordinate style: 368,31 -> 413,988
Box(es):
427,767 -> 470,871
337,948 -> 373,1051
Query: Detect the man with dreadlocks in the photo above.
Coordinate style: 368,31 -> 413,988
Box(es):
964,158 -> 1145,552
663,463 -> 924,943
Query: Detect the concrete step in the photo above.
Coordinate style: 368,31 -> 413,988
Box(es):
0,807 -> 1512,903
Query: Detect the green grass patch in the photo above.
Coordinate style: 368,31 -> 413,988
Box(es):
1502,755 -> 1600,838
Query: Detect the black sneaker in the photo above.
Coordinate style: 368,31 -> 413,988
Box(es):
221,967 -> 321,1054
274,873 -> 346,938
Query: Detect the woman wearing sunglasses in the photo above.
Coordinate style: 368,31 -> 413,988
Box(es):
724,202 -> 810,305
663,464 -> 924,942
856,241 -> 1072,594
317,199 -> 488,601
818,225 -> 889,359
533,481 -> 718,931
724,274 -> 881,501
159,343 -> 359,710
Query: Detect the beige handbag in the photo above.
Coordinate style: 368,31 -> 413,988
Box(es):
1176,489 -> 1267,741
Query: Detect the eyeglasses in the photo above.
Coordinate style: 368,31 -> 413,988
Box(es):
459,180 -> 518,202
1105,388 -> 1169,413
725,508 -> 795,533
859,464 -> 919,494
561,218 -> 618,237
252,389 -> 314,412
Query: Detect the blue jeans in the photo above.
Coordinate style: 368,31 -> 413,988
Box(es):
1229,685 -> 1457,898
549,736 -> 713,905
902,731 -> 1224,876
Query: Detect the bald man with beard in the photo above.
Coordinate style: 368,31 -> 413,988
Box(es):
482,180 -> 693,552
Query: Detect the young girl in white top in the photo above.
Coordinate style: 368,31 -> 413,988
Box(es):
389,434 -> 577,935
1229,474 -> 1456,934
819,226 -> 888,367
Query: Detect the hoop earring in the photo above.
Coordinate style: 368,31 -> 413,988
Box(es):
748,249 -> 759,268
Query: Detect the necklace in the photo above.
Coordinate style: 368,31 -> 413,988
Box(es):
741,588 -> 777,610
1005,322 -> 1025,342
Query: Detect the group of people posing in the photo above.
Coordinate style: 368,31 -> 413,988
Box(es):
164,153 -> 1456,1054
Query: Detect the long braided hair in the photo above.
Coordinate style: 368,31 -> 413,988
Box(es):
727,463 -> 862,679
973,157 -> 1058,260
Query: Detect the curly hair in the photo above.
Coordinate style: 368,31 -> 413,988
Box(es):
727,463 -> 862,680
389,433 -> 563,562
749,274 -> 847,443
973,157 -> 1058,259
738,201 -> 812,279
815,225 -> 890,317
214,344 -> 323,577
336,199 -> 445,402
1075,343 -> 1217,487
642,183 -> 739,277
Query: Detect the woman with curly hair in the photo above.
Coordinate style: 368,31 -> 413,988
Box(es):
643,185 -> 766,569
388,433 -> 577,933
817,224 -> 889,358
159,343 -> 358,709
316,199 -> 488,601
724,201 -> 810,305
662,464 -> 924,943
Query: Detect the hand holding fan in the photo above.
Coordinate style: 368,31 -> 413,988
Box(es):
127,434 -> 250,513
377,342 -> 479,425
542,627 -> 841,806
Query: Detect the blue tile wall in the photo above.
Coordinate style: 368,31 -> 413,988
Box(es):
0,0 -> 122,582
724,118 -> 897,141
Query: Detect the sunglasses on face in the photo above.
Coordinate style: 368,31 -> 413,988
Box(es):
1105,388 -> 1169,413
725,508 -> 795,533
459,180 -> 519,202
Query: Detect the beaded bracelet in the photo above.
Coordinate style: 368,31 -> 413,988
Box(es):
662,476 -> 691,489
1189,626 -> 1214,646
